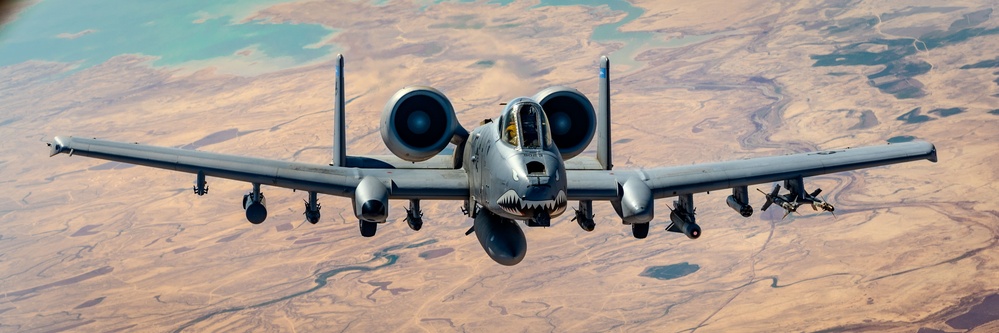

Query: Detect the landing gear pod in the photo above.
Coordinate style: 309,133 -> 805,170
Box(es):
353,176 -> 388,237
612,176 -> 654,224
354,176 -> 388,222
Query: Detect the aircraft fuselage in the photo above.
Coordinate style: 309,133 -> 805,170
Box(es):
464,98 -> 568,225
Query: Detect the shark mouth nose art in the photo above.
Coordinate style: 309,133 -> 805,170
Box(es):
498,189 -> 567,217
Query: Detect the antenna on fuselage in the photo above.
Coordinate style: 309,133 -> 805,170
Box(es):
331,54 -> 347,167
597,55 -> 612,170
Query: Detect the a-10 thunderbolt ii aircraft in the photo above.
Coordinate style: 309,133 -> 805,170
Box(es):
47,55 -> 937,266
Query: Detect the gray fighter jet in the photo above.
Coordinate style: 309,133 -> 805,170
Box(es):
47,55 -> 937,265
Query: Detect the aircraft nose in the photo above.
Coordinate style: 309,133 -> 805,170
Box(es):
525,184 -> 549,198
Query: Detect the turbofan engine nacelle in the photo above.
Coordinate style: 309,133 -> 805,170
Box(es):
533,86 -> 596,160
473,211 -> 527,266
353,176 -> 388,223
381,86 -> 460,162
612,177 -> 654,224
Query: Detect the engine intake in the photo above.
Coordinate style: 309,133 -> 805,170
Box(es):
381,86 -> 460,162
533,86 -> 596,160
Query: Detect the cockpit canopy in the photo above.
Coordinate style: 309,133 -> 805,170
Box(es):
500,99 -> 553,149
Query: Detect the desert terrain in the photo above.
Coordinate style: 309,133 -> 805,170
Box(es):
0,0 -> 997,332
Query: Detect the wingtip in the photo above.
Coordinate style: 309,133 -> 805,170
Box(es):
49,136 -> 69,157
600,55 -> 609,68
910,140 -> 938,163
927,143 -> 938,163
336,53 -> 344,66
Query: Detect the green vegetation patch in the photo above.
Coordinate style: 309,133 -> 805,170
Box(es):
640,262 -> 700,280
989,109 -> 999,115
949,9 -> 993,31
470,60 -> 495,68
887,135 -> 916,143
868,61 -> 932,79
870,73 -> 927,99
896,107 -> 933,124
928,107 -> 964,117
960,57 -> 999,69
811,9 -> 999,99
748,76 -> 774,84
810,40 -> 912,67
895,107 -> 965,123
822,16 -> 878,35
880,6 -> 963,21
418,248 -> 454,260
848,110 -> 879,130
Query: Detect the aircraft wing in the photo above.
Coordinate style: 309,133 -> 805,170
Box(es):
565,141 -> 937,200
47,136 -> 468,200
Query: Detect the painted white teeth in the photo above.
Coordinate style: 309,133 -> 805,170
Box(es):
498,189 -> 570,216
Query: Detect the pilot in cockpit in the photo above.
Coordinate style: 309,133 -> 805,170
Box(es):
506,113 -> 518,146
503,101 -> 551,149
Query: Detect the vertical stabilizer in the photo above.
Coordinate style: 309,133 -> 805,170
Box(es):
597,56 -> 612,170
331,54 -> 347,166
